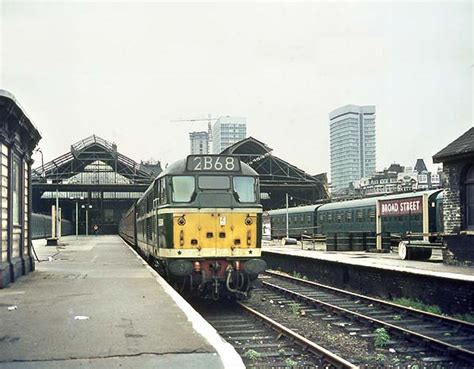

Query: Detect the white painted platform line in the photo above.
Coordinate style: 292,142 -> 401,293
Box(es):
121,239 -> 245,369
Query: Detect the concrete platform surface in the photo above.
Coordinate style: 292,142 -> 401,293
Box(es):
0,235 -> 244,369
263,240 -> 474,282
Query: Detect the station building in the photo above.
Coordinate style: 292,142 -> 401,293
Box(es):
433,127 -> 474,263
0,90 -> 41,288
32,135 -> 160,235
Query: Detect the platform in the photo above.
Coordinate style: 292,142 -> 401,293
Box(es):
263,240 -> 474,282
262,240 -> 474,314
0,235 -> 243,369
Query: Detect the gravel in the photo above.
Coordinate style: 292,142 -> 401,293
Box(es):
245,286 -> 454,368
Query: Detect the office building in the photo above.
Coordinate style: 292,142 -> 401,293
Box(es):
189,131 -> 209,155
329,105 -> 376,193
212,116 -> 246,153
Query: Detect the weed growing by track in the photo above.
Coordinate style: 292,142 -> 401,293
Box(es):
289,301 -> 301,315
454,313 -> 474,323
392,297 -> 442,314
374,328 -> 391,348
285,357 -> 298,368
244,349 -> 261,361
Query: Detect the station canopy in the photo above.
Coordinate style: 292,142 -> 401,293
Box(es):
220,137 -> 329,209
33,135 -> 158,186
32,135 -> 161,233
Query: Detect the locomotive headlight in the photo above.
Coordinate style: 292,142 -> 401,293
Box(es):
177,216 -> 186,226
245,217 -> 253,225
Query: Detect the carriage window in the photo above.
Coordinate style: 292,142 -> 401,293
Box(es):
172,176 -> 195,202
233,176 -> 256,202
198,176 -> 230,189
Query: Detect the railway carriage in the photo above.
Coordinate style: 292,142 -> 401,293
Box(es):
269,205 -> 320,239
268,190 -> 444,256
119,154 -> 266,299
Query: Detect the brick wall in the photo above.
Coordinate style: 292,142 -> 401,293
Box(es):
263,252 -> 474,314
442,162 -> 463,234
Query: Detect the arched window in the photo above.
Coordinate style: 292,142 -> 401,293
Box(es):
466,166 -> 474,230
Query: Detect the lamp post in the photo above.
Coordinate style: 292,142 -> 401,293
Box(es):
55,188 -> 59,239
82,204 -> 93,236
70,196 -> 84,239
286,193 -> 289,238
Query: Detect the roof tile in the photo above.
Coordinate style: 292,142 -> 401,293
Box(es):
433,127 -> 474,163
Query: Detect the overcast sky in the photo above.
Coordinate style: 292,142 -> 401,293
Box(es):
1,1 -> 472,178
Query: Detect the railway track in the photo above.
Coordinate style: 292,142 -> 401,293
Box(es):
196,301 -> 357,368
261,270 -> 474,366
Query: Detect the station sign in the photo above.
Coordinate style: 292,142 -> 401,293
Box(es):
186,155 -> 241,172
379,196 -> 423,216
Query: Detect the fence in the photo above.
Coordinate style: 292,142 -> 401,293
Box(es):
31,213 -> 73,239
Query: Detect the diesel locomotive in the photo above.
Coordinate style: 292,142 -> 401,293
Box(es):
119,154 -> 266,299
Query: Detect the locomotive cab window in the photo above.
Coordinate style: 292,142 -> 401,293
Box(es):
233,176 -> 256,203
198,175 -> 230,190
171,176 -> 195,203
159,178 -> 168,204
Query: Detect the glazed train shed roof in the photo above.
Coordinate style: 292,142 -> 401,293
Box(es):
33,134 -> 156,184
221,136 -> 272,156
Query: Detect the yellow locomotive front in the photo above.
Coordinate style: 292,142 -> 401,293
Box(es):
135,155 -> 266,299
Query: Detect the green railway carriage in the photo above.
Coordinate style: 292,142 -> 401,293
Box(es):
268,190 -> 444,252
119,154 -> 267,300
269,205 -> 320,238
317,198 -> 377,234
377,190 -> 443,236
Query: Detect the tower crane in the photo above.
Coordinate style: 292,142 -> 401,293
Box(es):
170,114 -> 220,153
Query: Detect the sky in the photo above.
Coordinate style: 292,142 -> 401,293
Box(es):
0,1 -> 472,179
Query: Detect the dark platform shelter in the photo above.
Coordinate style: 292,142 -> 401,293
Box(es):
433,127 -> 474,263
32,135 -> 160,234
220,137 -> 329,209
0,90 -> 41,288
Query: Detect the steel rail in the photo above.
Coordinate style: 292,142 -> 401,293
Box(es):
266,270 -> 474,329
237,301 -> 358,369
262,280 -> 474,362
